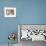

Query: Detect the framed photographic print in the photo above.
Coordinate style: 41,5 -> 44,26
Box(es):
4,7 -> 16,17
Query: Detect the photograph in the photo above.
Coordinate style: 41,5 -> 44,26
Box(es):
4,7 -> 16,17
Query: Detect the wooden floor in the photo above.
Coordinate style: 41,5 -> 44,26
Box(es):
0,44 -> 18,46
0,40 -> 46,46
19,39 -> 46,46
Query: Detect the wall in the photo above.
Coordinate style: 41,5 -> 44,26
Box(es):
0,0 -> 46,44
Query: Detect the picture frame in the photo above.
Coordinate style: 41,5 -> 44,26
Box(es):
4,7 -> 16,17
